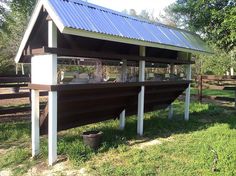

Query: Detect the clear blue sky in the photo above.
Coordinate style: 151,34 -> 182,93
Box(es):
87,0 -> 176,17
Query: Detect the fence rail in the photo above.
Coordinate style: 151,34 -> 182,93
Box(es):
197,75 -> 236,107
0,75 -> 47,116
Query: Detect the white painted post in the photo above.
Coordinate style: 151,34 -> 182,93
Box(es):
31,89 -> 40,157
168,105 -> 173,120
168,64 -> 174,120
119,110 -> 126,130
230,67 -> 234,76
119,59 -> 127,130
48,20 -> 58,166
184,64 -> 191,121
16,64 -> 18,75
48,91 -> 57,165
30,20 -> 57,165
21,64 -> 25,75
137,46 -> 145,136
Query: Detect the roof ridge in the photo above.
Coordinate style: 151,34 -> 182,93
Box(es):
65,0 -> 199,36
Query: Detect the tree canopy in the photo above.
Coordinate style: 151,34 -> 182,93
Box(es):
166,0 -> 236,75
167,0 -> 236,53
0,0 -> 36,74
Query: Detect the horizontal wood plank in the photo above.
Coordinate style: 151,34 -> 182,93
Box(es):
28,46 -> 195,65
0,91 -> 48,100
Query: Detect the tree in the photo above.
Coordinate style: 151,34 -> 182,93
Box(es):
167,0 -> 236,52
195,46 -> 231,75
0,0 -> 36,74
122,9 -> 159,23
167,0 -> 236,75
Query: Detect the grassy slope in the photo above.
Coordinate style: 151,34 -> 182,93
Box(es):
0,101 -> 236,175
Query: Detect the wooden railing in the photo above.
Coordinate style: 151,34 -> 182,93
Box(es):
0,75 -> 47,115
197,75 -> 236,107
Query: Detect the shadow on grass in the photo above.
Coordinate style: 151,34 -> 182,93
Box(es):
1,101 -> 236,167
56,102 -> 236,162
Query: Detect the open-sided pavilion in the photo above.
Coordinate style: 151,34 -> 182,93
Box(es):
15,0 -> 212,165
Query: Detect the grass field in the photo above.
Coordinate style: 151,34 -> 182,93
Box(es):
191,88 -> 235,98
0,100 -> 236,175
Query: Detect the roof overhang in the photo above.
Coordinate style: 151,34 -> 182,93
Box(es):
62,27 -> 213,56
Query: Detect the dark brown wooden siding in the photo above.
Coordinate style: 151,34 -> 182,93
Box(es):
39,81 -> 189,135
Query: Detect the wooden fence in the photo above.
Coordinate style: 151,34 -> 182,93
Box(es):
197,75 -> 236,107
0,75 -> 47,115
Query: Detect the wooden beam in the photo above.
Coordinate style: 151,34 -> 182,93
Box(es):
28,47 -> 195,65
28,80 -> 191,91
0,84 -> 28,88
0,77 -> 30,83
0,91 -> 47,100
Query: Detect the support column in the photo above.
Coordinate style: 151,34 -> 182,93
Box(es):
48,20 -> 58,166
168,64 -> 174,120
119,59 -> 127,130
137,46 -> 145,136
48,91 -> 57,165
184,64 -> 191,121
21,64 -> 25,75
119,110 -> 126,130
31,89 -> 40,157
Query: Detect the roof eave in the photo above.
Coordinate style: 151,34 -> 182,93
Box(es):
62,27 -> 213,55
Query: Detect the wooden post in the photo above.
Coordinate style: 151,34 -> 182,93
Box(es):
168,64 -> 174,119
21,64 -> 25,75
16,64 -> 18,75
168,105 -> 173,120
235,86 -> 236,109
31,89 -> 40,157
137,46 -> 145,136
119,59 -> 127,130
30,20 -> 57,166
48,20 -> 58,166
198,75 -> 203,103
119,110 -> 125,130
184,64 -> 191,121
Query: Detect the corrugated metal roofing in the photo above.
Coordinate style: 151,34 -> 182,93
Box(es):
48,0 -> 211,53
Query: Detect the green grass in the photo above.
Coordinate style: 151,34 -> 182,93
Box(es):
0,101 -> 236,175
191,88 -> 235,98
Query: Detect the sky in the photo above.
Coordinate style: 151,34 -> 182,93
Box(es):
86,0 -> 176,18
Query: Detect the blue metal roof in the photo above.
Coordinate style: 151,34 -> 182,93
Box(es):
46,0 -> 209,53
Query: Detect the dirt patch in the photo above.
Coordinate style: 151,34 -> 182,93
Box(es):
0,148 -> 8,155
129,136 -> 174,149
26,157 -> 88,176
137,139 -> 162,149
0,169 -> 12,176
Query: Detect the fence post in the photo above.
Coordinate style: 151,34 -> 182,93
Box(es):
198,75 -> 202,103
235,86 -> 236,109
